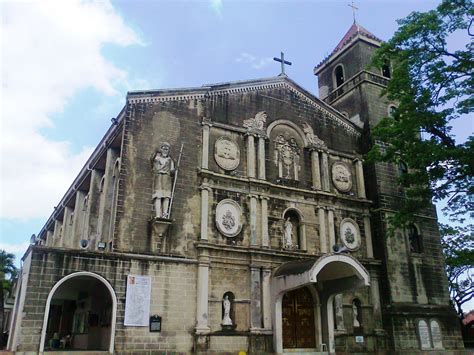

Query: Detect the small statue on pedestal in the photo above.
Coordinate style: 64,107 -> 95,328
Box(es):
152,143 -> 175,218
222,295 -> 232,326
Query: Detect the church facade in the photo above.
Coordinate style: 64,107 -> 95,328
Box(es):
7,23 -> 464,354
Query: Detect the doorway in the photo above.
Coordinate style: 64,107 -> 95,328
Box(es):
40,272 -> 116,353
282,287 -> 316,349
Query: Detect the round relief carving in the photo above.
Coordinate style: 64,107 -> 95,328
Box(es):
214,137 -> 240,171
331,161 -> 352,192
215,199 -> 243,237
340,218 -> 360,250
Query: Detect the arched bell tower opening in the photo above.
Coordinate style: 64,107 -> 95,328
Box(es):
39,272 -> 117,353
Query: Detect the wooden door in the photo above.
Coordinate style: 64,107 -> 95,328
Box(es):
282,287 -> 316,349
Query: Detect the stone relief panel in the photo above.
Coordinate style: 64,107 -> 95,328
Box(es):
340,218 -> 360,251
331,161 -> 352,192
215,199 -> 243,238
214,137 -> 240,171
268,124 -> 304,181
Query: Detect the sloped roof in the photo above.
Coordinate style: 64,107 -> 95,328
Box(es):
127,74 -> 361,136
314,22 -> 382,73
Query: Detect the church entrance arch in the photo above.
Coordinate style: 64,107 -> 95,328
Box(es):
39,271 -> 117,354
282,287 -> 316,349
272,254 -> 370,354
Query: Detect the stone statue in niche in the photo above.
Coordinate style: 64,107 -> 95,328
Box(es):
274,134 -> 301,180
243,111 -> 267,134
222,295 -> 232,326
283,217 -> 294,249
353,301 -> 361,328
152,142 -> 175,218
303,123 -> 327,150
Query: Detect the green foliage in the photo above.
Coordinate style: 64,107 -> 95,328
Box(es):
440,224 -> 474,318
369,0 -> 473,223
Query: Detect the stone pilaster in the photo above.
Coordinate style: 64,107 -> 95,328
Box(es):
196,250 -> 210,333
249,194 -> 258,246
250,265 -> 262,330
310,149 -> 322,190
327,208 -> 335,250
318,207 -> 328,253
257,135 -> 266,180
200,181 -> 212,241
354,158 -> 366,199
262,268 -> 272,330
246,133 -> 256,178
363,214 -> 374,258
201,118 -> 212,170
260,196 -> 269,247
334,294 -> 345,332
370,273 -> 383,330
321,151 -> 330,192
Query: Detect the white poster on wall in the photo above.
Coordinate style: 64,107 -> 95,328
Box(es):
124,275 -> 151,326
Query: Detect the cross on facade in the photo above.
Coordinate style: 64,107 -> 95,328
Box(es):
273,52 -> 292,75
348,1 -> 358,23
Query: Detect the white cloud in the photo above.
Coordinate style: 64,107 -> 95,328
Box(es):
210,0 -> 223,18
235,52 -> 272,69
0,0 -> 143,220
0,241 -> 30,257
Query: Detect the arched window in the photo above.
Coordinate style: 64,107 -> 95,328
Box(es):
408,223 -> 422,253
334,65 -> 345,87
388,105 -> 397,118
398,161 -> 408,178
382,60 -> 391,78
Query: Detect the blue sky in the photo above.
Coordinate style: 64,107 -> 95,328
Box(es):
1,0 -> 471,308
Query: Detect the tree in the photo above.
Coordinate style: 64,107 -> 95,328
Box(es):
440,224 -> 474,321
369,0 -> 473,225
0,250 -> 17,347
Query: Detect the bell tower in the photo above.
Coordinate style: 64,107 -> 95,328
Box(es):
314,22 -> 462,352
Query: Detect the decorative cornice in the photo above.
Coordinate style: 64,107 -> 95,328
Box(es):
127,77 -> 361,137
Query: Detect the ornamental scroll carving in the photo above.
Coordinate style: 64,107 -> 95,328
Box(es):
303,123 -> 327,150
273,134 -> 301,180
243,111 -> 267,135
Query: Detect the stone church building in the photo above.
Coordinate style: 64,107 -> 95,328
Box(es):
7,23 -> 464,354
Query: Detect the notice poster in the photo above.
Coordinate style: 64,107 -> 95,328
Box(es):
124,275 -> 151,326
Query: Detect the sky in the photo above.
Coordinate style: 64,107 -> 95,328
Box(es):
1,0 -> 472,309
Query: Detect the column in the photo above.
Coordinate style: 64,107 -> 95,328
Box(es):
260,196 -> 269,247
201,118 -> 211,169
363,214 -> 374,258
262,268 -> 272,329
71,190 -> 86,248
318,207 -> 328,253
370,273 -> 383,330
334,294 -> 345,331
327,208 -> 336,250
310,149 -> 322,190
355,158 -> 366,199
250,266 -> 262,330
87,170 -> 104,243
196,250 -> 210,333
299,224 -> 307,251
258,135 -> 266,180
200,181 -> 211,241
249,195 -> 258,246
52,219 -> 63,247
321,151 -> 330,192
247,134 -> 256,178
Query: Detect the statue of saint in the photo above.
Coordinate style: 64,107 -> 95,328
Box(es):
152,143 -> 175,218
283,217 -> 293,249
353,301 -> 360,328
222,295 -> 232,325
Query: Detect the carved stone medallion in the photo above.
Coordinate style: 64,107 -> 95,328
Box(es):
331,161 -> 352,192
215,199 -> 243,237
340,218 -> 360,250
214,137 -> 240,171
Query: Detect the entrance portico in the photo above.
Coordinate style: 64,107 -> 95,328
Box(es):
272,254 -> 370,354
